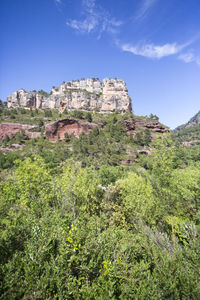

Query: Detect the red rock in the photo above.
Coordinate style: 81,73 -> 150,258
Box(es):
45,118 -> 98,141
120,118 -> 169,135
0,122 -> 41,139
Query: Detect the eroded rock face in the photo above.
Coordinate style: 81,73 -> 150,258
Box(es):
7,78 -> 132,113
45,118 -> 98,141
120,118 -> 169,135
0,123 -> 41,139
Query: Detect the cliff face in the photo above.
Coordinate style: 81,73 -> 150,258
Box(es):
44,117 -> 169,142
7,78 -> 132,113
0,123 -> 41,139
120,118 -> 169,135
45,118 -> 98,141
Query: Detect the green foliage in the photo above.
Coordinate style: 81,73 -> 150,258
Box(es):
0,114 -> 200,298
37,89 -> 50,97
72,110 -> 84,119
38,119 -> 44,128
2,130 -> 29,147
174,123 -> 200,143
85,112 -> 92,122
0,151 -> 22,169
72,122 -> 127,167
149,113 -> 159,121
3,134 -> 10,144
44,110 -> 53,118
115,172 -> 157,225
134,129 -> 152,146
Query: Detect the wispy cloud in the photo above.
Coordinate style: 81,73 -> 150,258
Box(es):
178,52 -> 200,66
66,0 -> 122,37
66,17 -> 98,33
55,0 -> 62,4
135,0 -> 158,22
119,41 -> 189,59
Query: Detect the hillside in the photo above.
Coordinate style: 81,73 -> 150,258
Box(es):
175,110 -> 200,132
173,110 -> 200,145
1,102 -> 200,299
0,104 -> 169,169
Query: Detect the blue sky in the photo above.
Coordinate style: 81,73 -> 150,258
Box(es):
0,0 -> 200,128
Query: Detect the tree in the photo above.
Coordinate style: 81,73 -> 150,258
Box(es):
149,113 -> 159,121
72,110 -> 84,119
38,119 -> 44,128
3,134 -> 10,144
144,129 -> 152,145
86,112 -> 92,122
64,132 -> 70,141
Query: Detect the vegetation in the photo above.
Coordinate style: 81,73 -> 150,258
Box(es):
173,123 -> 200,143
37,89 -> 50,98
0,107 -> 200,299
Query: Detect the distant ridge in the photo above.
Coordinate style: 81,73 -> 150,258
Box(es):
174,110 -> 200,132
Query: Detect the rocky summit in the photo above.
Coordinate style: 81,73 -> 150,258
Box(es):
7,78 -> 132,113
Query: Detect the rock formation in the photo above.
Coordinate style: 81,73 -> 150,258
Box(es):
45,118 -> 98,141
0,123 -> 41,139
7,78 -> 132,113
44,117 -> 169,142
120,118 -> 169,135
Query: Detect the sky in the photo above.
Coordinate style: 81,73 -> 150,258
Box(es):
0,0 -> 200,129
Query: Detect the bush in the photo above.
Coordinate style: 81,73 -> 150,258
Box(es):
72,110 -> 84,119
44,110 -> 53,118
86,112 -> 92,122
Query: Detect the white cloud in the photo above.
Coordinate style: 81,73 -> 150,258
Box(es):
66,17 -> 98,33
55,0 -> 62,4
178,52 -> 195,63
66,0 -> 122,37
178,52 -> 200,66
135,0 -> 158,21
120,42 -> 188,59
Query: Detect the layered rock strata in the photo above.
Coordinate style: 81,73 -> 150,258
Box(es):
120,118 -> 169,135
7,78 -> 132,113
44,117 -> 169,142
0,123 -> 41,139
45,118 -> 98,141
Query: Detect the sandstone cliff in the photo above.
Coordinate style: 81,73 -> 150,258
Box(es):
44,117 -> 169,142
7,78 -> 132,113
45,119 -> 98,141
120,118 -> 169,135
0,123 -> 41,139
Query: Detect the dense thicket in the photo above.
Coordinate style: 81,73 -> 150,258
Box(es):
0,110 -> 200,299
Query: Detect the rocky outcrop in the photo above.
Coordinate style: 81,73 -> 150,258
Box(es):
0,123 -> 41,139
7,78 -> 132,113
182,140 -> 199,147
175,111 -> 200,132
120,118 -> 169,135
45,118 -> 98,141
